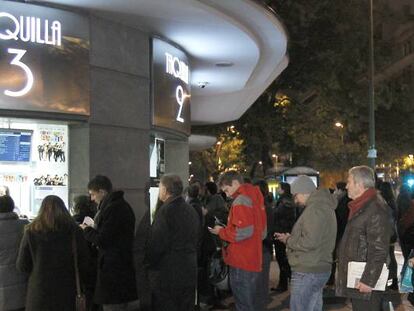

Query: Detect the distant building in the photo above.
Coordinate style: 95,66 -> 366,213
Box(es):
375,0 -> 414,105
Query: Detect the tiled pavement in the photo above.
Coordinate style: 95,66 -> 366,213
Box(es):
208,247 -> 414,310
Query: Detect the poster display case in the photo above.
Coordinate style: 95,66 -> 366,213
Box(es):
0,118 -> 68,217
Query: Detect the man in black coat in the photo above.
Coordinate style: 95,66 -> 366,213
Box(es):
146,174 -> 200,311
336,166 -> 391,310
81,175 -> 138,311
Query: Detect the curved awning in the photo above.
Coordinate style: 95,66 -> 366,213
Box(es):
34,0 -> 288,125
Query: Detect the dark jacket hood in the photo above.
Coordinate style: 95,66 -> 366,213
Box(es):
306,189 -> 337,211
0,212 -> 19,220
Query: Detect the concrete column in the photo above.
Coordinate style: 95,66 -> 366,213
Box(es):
69,15 -> 151,223
164,139 -> 189,186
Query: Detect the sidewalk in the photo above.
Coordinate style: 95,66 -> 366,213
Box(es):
214,247 -> 414,310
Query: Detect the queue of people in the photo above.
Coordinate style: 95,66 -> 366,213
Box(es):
0,165 -> 413,311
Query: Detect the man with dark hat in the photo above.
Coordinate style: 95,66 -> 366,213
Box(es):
275,175 -> 337,311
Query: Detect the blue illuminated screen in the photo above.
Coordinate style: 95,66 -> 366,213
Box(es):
0,129 -> 32,162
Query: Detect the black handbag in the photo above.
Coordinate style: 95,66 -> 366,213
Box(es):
208,249 -> 229,291
72,233 -> 87,311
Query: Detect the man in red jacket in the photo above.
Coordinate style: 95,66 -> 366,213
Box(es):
210,170 -> 266,311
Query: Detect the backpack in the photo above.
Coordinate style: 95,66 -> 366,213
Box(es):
208,249 -> 229,291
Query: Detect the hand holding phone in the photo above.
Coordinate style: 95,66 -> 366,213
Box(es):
274,232 -> 290,244
208,225 -> 223,235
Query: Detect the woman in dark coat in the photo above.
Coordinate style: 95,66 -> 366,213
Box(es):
397,185 -> 414,259
0,195 -> 29,311
272,182 -> 296,292
71,195 -> 97,225
17,195 -> 89,311
379,181 -> 398,290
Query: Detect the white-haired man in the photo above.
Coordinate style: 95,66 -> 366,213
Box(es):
336,166 -> 391,310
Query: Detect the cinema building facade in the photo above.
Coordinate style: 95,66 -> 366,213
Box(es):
0,0 -> 288,220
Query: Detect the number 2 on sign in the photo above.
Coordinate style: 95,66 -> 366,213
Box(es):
4,48 -> 34,97
175,85 -> 185,123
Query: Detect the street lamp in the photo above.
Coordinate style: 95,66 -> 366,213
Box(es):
334,122 -> 344,144
272,154 -> 278,171
367,0 -> 376,169
335,122 -> 344,129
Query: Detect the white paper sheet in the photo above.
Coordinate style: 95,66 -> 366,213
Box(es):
83,216 -> 95,227
347,261 -> 388,291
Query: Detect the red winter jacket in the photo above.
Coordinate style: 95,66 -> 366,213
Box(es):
219,183 -> 266,272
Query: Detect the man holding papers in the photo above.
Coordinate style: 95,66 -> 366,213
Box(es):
336,166 -> 392,310
81,175 -> 138,311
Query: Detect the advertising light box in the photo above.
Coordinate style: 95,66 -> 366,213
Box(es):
152,38 -> 191,135
0,119 -> 69,218
0,128 -> 32,162
0,1 -> 90,115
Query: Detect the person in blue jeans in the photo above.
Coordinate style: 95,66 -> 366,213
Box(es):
275,175 -> 337,311
210,171 -> 267,311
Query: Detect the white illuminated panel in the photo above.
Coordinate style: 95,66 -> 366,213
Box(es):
285,176 -> 318,187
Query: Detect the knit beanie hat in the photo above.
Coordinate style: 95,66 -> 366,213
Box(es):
291,175 -> 316,195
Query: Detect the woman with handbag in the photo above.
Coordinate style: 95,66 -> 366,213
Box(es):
17,195 -> 90,311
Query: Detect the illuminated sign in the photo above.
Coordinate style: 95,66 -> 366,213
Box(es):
164,52 -> 189,123
4,48 -> 33,97
165,52 -> 189,84
0,12 -> 61,46
0,2 -> 90,116
152,38 -> 191,135
0,12 -> 62,97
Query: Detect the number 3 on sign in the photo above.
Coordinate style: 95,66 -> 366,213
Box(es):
4,48 -> 34,97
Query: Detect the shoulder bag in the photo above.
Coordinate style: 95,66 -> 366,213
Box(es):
72,232 -> 87,311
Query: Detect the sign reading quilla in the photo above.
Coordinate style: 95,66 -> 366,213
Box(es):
152,38 -> 191,135
0,1 -> 90,116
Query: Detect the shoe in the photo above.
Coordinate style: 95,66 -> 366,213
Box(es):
387,278 -> 398,291
209,302 -> 228,310
270,286 -> 287,293
408,293 -> 414,306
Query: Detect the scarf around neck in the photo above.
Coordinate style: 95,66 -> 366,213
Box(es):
348,188 -> 377,220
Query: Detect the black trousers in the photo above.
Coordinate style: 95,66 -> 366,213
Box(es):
153,286 -> 195,311
274,241 -> 291,288
351,291 -> 383,311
